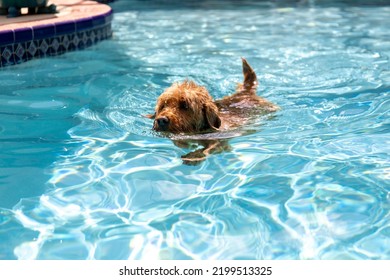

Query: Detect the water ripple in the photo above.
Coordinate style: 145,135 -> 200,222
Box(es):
1,2 -> 389,260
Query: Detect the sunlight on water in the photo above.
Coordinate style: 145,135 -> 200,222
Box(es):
0,1 -> 389,260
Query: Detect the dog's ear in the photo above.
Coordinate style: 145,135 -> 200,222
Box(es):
203,103 -> 221,130
144,113 -> 155,119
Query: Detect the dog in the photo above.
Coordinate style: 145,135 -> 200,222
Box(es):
146,58 -> 279,164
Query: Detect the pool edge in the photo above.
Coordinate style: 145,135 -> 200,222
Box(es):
0,1 -> 113,67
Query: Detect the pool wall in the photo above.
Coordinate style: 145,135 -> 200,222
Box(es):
0,1 -> 112,67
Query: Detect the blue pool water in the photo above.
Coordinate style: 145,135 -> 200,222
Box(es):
1,0 -> 389,260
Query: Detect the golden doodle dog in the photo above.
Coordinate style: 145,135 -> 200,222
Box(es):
146,58 -> 279,164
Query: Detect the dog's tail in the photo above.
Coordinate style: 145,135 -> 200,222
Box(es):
242,57 -> 258,91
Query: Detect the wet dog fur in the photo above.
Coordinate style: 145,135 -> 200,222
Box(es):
146,58 -> 279,164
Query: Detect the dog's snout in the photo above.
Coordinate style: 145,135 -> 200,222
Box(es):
156,116 -> 170,130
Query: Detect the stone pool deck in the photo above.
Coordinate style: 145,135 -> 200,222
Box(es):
0,0 -> 112,67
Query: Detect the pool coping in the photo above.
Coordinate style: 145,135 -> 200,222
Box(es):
0,0 -> 113,67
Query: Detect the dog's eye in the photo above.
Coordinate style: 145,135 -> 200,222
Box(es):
179,100 -> 189,110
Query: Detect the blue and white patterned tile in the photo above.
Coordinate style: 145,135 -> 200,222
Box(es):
72,34 -> 80,49
90,30 -> 97,44
40,39 -> 49,55
14,43 -> 27,63
82,32 -> 89,46
1,45 -> 15,66
27,41 -> 38,57
61,35 -> 70,50
51,38 -> 60,54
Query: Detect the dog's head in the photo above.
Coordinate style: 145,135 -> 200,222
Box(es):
146,81 -> 221,134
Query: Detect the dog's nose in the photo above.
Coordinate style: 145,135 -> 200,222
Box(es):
156,116 -> 170,130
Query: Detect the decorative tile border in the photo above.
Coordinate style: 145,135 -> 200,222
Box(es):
0,10 -> 113,67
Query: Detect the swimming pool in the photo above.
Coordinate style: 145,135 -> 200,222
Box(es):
0,0 -> 389,260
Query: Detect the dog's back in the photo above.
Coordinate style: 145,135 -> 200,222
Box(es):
215,58 -> 279,130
